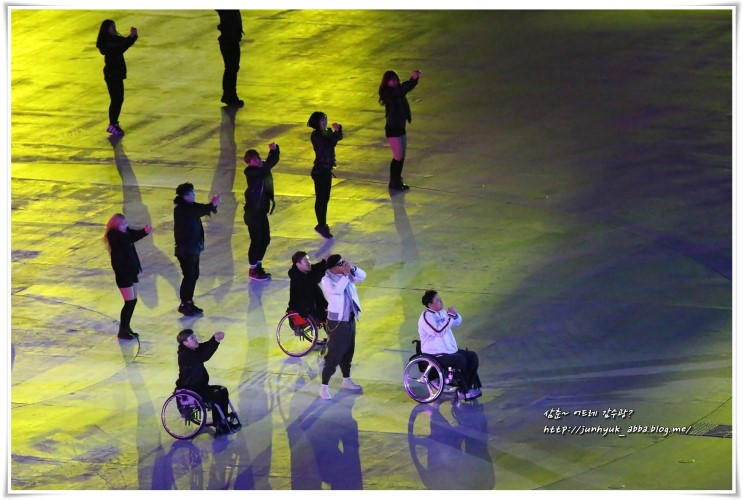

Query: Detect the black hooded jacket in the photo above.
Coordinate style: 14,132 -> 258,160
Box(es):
311,126 -> 343,174
175,336 -> 220,391
287,259 -> 328,320
97,32 -> 137,80
106,227 -> 148,277
173,197 -> 217,257
380,77 -> 419,130
244,146 -> 280,214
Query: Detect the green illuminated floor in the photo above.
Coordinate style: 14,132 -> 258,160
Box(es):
9,9 -> 733,491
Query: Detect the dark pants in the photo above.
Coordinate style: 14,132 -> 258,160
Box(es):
219,37 -> 241,100
312,170 -> 332,227
177,254 -> 200,303
197,384 -> 230,427
322,318 -> 356,384
244,210 -> 271,265
436,349 -> 480,390
105,77 -> 124,124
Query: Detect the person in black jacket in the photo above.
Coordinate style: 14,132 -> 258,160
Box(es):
307,111 -> 343,239
103,213 -> 152,339
175,329 -> 240,435
378,69 -> 421,190
288,251 -> 328,322
216,10 -> 244,107
96,19 -> 138,136
243,143 -> 280,281
173,182 -> 221,316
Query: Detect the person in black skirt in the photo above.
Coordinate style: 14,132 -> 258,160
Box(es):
307,111 -> 343,239
103,213 -> 151,339
378,69 -> 421,190
96,19 -> 138,136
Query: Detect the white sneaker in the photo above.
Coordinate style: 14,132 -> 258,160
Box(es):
341,377 -> 363,391
319,384 -> 333,400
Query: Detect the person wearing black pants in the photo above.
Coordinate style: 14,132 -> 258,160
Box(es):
104,213 -> 152,339
175,329 -> 240,435
378,69 -> 421,190
307,111 -> 343,239
319,254 -> 367,400
96,19 -> 138,136
216,10 -> 244,107
418,290 -> 482,401
243,143 -> 280,281
173,182 -> 221,316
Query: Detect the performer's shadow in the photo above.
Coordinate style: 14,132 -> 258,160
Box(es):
286,390 -> 363,489
407,400 -> 494,489
109,136 -> 180,308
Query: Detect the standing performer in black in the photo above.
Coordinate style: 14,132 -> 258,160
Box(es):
243,143 -> 280,281
378,69 -> 421,190
96,19 -> 138,136
216,10 -> 244,108
307,111 -> 343,239
103,213 -> 152,339
173,182 -> 221,316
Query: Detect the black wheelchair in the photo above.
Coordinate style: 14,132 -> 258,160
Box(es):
403,340 -> 480,403
161,388 -> 241,440
276,310 -> 328,357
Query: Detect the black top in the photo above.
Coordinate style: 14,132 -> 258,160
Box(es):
310,126 -> 343,173
173,197 -> 217,257
107,227 -> 148,277
380,77 -> 419,129
175,337 -> 220,391
244,146 -> 280,214
217,10 -> 243,42
288,260 -> 328,320
98,33 -> 137,80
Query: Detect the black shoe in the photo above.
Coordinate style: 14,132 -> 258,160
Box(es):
189,303 -> 204,314
117,327 -> 136,339
178,303 -> 197,316
314,224 -> 333,239
221,96 -> 244,108
215,424 -> 231,436
389,183 -> 410,191
249,267 -> 271,281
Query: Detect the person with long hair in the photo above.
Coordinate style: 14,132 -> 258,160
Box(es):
96,19 -> 138,136
378,69 -> 421,190
307,111 -> 343,239
103,213 -> 151,339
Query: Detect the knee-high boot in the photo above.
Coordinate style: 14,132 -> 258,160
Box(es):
389,159 -> 409,190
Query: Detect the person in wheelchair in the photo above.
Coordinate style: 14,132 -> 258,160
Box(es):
288,251 -> 328,324
418,290 -> 482,400
175,328 -> 240,435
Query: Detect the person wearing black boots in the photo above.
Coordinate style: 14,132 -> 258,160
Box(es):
216,10 -> 244,107
378,69 -> 421,190
173,183 -> 221,315
103,213 -> 151,339
307,111 -> 343,239
96,19 -> 138,136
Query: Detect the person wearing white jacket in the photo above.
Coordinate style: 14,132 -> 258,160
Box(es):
318,254 -> 366,400
418,290 -> 481,400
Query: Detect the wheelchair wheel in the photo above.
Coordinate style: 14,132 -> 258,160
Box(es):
162,389 -> 207,440
403,356 -> 445,403
276,311 -> 318,357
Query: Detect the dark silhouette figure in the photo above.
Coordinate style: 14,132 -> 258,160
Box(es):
96,19 -> 138,136
216,10 -> 244,107
307,111 -> 343,239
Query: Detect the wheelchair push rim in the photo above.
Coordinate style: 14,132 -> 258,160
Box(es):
161,389 -> 207,440
403,357 -> 445,403
276,311 -> 319,357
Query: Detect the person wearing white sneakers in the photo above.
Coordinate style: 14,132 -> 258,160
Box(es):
418,290 -> 482,401
318,254 -> 366,400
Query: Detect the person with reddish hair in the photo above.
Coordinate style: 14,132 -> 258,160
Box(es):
103,213 -> 151,339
